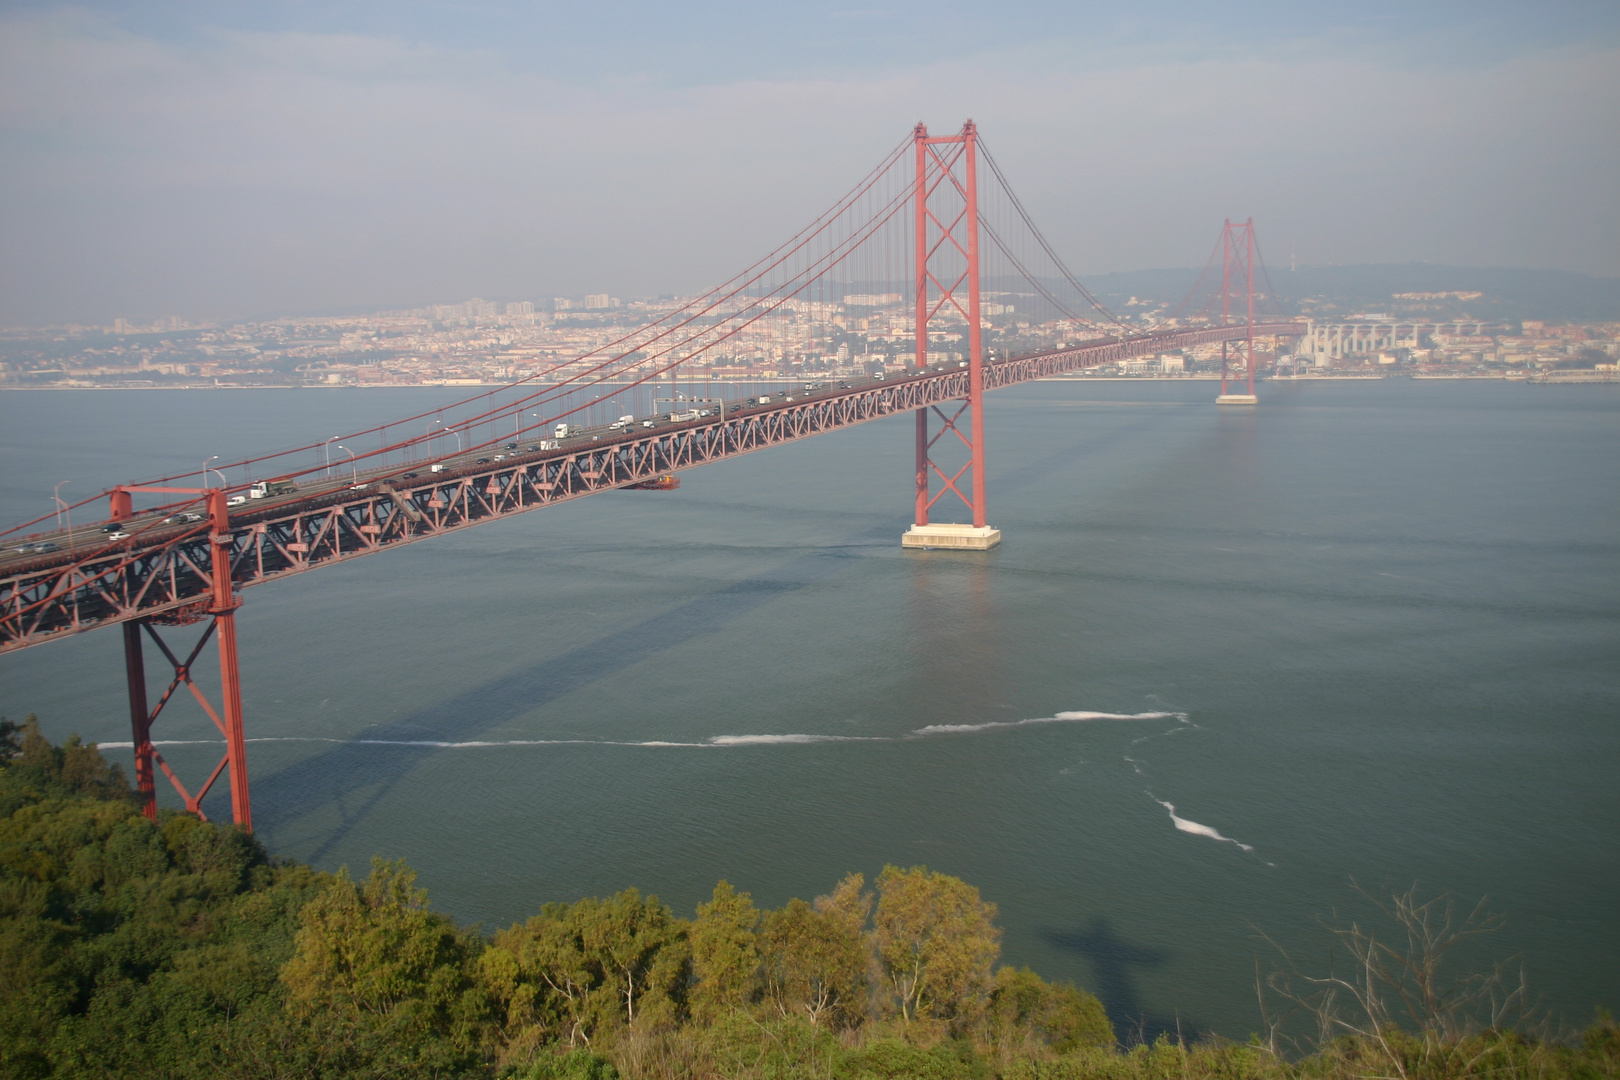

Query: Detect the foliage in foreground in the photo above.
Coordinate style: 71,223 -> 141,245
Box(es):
1,717 -> 1614,1080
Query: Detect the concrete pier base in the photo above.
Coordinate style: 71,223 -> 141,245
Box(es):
1215,393 -> 1258,405
901,523 -> 1002,550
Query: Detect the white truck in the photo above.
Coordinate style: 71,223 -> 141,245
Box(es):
249,478 -> 298,499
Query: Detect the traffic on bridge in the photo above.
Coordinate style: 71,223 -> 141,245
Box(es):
0,121 -> 1299,829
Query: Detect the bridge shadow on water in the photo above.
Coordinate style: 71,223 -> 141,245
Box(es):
238,527 -> 893,859
234,405 -> 1186,860
1044,917 -> 1205,1044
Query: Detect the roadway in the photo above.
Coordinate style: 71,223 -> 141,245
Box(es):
1,322 -> 1301,652
0,363 -> 964,572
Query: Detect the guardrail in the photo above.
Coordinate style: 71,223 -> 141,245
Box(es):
1,322 -> 1303,653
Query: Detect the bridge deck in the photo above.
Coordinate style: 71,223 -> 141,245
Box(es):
1,322 -> 1299,653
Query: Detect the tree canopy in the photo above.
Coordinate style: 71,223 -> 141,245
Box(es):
3,718 -> 1609,1080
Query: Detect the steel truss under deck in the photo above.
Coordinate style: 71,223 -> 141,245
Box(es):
2,321 -> 1299,657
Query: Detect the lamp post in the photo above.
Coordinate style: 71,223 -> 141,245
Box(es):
52,481 -> 71,539
336,445 -> 358,482
324,436 -> 341,477
202,456 -> 218,489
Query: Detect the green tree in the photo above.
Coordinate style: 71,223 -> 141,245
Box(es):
486,888 -> 688,1061
987,966 -> 1114,1056
486,904 -> 596,1055
0,716 -> 21,762
583,888 -> 688,1031
872,865 -> 1000,1028
759,872 -> 871,1029
689,880 -> 760,1021
280,855 -> 489,1076
0,726 -> 325,1078
0,714 -> 128,816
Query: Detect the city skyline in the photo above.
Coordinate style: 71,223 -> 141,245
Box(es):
2,0 -> 1617,326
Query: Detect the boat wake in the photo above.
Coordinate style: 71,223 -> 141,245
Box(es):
914,710 -> 1186,735
97,711 -> 1266,858
97,710 -> 1186,751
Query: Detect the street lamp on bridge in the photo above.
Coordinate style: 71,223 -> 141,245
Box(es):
52,481 -> 73,548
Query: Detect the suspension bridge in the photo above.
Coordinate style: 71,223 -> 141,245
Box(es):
0,121 -> 1302,830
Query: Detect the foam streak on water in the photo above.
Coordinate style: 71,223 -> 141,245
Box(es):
98,709 -> 1186,751
1152,796 -> 1255,852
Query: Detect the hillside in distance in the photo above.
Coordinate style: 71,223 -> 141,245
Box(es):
1082,264 -> 1620,323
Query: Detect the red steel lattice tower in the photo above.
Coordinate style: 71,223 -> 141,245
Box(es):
112,485 -> 253,830
1217,218 -> 1259,402
902,120 -> 1000,550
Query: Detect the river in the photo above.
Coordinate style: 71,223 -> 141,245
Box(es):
2,378 -> 1615,1038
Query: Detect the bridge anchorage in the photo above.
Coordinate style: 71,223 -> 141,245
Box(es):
1,120 -> 1298,829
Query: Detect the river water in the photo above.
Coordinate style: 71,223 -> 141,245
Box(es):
2,379 -> 1616,1039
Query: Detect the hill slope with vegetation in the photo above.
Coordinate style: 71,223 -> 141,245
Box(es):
1,717 -> 1613,1080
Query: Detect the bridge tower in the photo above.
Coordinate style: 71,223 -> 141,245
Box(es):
1215,218 -> 1260,405
113,486 -> 253,830
901,120 -> 1001,550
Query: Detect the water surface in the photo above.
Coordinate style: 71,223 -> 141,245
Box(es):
2,379 -> 1615,1038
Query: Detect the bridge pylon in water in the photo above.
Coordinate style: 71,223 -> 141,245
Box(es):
901,120 -> 1001,550
112,485 -> 253,830
1216,218 -> 1260,405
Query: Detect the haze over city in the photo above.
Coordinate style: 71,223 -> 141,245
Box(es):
2,0 -> 1617,327
2,5 -> 1618,1078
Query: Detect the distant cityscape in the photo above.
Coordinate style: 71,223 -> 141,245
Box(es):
2,287 -> 1616,390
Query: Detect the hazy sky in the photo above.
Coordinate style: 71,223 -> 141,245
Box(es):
2,1 -> 1617,325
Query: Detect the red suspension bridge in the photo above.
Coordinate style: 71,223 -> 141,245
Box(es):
0,121 -> 1301,830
